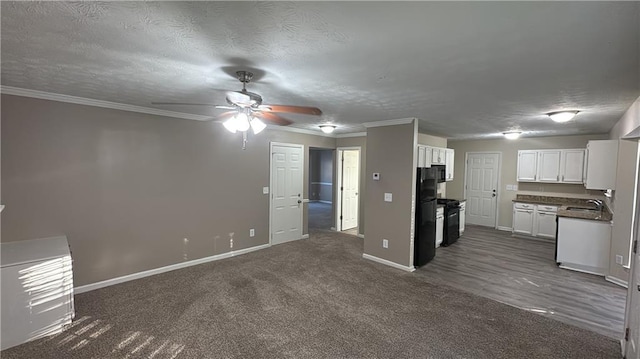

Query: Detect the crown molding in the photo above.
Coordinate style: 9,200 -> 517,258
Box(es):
335,132 -> 366,138
0,86 -> 212,121
266,125 -> 335,138
363,118 -> 415,128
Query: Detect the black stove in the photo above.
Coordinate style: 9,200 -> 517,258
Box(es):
437,198 -> 460,246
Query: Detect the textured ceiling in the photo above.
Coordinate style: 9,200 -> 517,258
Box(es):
2,1 -> 639,139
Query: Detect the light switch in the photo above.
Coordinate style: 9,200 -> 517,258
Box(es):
373,173 -> 380,181
506,184 -> 513,191
512,184 -> 518,191
384,193 -> 393,202
263,187 -> 269,194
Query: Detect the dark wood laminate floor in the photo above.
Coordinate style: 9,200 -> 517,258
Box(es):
414,225 -> 627,339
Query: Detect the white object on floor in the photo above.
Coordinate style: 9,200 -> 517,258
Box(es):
1,236 -> 74,350
436,207 -> 444,247
556,217 -> 611,276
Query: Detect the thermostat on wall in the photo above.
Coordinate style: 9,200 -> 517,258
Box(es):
373,173 -> 380,181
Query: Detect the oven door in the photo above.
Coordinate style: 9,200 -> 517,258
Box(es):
443,208 -> 460,245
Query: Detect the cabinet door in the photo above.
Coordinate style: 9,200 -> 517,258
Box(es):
585,140 -> 618,190
417,146 -> 427,167
561,149 -> 585,183
517,151 -> 538,182
424,147 -> 432,168
445,148 -> 454,181
431,148 -> 444,164
537,150 -> 561,182
513,208 -> 534,235
534,211 -> 557,239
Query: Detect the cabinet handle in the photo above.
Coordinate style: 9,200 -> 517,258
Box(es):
534,174 -> 537,181
561,175 -> 564,182
539,213 -> 545,216
557,175 -> 559,181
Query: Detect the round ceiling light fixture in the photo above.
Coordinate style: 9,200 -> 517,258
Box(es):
503,131 -> 522,140
319,124 -> 337,134
548,111 -> 579,123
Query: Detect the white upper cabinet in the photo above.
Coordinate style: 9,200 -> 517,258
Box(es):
445,148 -> 454,181
517,149 -> 586,184
561,149 -> 586,183
585,140 -> 618,190
431,147 -> 445,165
417,146 -> 427,167
537,150 -> 562,182
517,151 -> 538,182
417,145 -> 432,168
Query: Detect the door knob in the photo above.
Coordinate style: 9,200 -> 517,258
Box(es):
297,200 -> 302,204
492,193 -> 496,197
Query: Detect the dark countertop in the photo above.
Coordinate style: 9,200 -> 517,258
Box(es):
513,194 -> 612,222
556,206 -> 613,222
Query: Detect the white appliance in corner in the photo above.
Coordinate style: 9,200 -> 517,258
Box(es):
1,236 -> 74,350
436,207 -> 444,247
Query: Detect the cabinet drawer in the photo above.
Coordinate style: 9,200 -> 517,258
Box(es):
514,202 -> 534,210
536,205 -> 558,213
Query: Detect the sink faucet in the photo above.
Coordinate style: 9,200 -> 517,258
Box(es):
587,199 -> 603,211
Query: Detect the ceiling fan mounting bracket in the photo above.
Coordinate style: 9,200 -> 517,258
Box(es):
236,71 -> 254,85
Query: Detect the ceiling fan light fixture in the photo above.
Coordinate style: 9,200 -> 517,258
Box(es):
548,111 -> 579,123
250,117 -> 267,134
503,131 -> 522,140
235,112 -> 250,132
223,118 -> 237,133
319,125 -> 336,134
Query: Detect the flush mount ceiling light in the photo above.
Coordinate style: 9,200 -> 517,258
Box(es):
319,124 -> 337,134
548,111 -> 579,123
503,131 -> 522,140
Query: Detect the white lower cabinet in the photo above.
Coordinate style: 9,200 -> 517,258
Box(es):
557,217 -> 611,275
513,208 -> 534,235
534,211 -> 557,239
436,207 -> 444,248
512,202 -> 557,239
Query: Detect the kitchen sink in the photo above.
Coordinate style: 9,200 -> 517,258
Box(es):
565,206 -> 600,212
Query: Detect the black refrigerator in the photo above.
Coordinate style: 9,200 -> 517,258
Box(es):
414,167 -> 438,267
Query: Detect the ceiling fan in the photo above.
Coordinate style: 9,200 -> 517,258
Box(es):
152,70 -> 322,138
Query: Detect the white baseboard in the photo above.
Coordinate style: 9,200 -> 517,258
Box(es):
330,227 -> 336,231
497,226 -> 513,232
319,200 -> 332,204
362,253 -> 415,272
75,243 -> 271,294
605,276 -> 629,288
357,234 -> 365,238
302,234 -> 310,239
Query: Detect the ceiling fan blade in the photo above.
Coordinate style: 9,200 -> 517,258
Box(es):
152,102 -> 218,106
215,105 -> 236,110
256,112 -> 293,126
258,104 -> 322,116
207,111 -> 238,123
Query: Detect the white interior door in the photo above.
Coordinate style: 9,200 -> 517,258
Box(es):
341,150 -> 360,230
624,151 -> 640,358
465,152 -> 500,227
270,143 -> 304,245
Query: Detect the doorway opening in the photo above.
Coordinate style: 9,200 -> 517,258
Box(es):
336,147 -> 361,235
463,152 -> 502,228
308,147 -> 335,230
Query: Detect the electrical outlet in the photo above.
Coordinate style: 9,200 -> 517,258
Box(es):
263,187 -> 269,194
616,255 -> 623,265
250,228 -> 255,237
230,239 -> 233,249
382,239 -> 389,248
384,193 -> 393,202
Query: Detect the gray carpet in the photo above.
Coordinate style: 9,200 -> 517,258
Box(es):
2,229 -> 620,358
